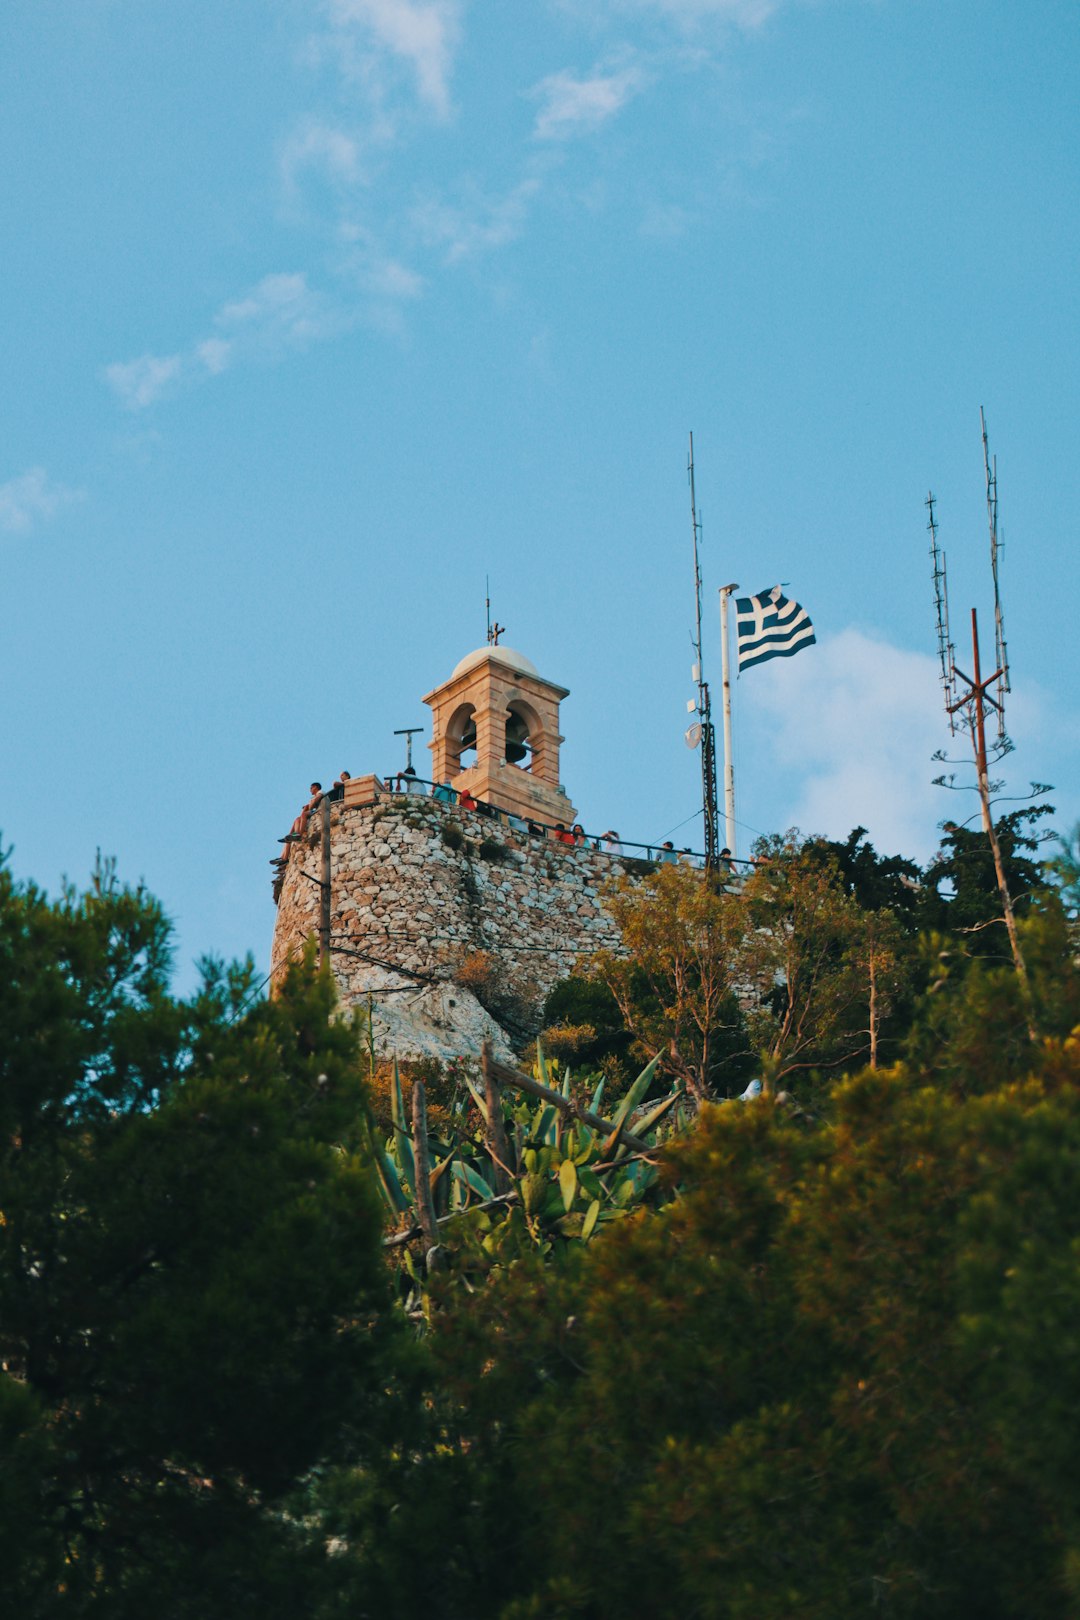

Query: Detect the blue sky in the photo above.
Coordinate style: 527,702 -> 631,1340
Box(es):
2,0 -> 1078,990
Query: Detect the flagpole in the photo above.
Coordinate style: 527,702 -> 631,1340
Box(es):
719,584 -> 738,857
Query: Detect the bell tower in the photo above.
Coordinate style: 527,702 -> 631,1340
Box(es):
423,643 -> 575,825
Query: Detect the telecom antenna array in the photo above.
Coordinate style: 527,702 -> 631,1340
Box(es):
687,433 -> 720,871
982,406 -> 1011,736
927,410 -> 1033,1035
926,490 -> 958,730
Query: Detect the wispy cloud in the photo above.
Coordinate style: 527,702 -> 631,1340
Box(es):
280,120 -> 363,196
321,0 -> 462,120
104,272 -> 359,410
215,271 -> 342,347
103,353 -> 184,411
609,0 -> 779,26
749,629 -> 949,861
532,65 -> 644,141
0,466 -> 84,535
411,178 -> 541,264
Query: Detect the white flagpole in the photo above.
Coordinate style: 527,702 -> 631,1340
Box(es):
719,584 -> 738,857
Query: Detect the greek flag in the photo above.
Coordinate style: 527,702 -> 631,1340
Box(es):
735,586 -> 816,673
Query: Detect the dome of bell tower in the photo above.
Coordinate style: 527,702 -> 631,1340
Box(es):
451,645 -> 539,681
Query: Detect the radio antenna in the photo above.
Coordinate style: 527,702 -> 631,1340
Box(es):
688,433 -> 719,872
982,406 -> 1011,733
927,491 -> 958,730
926,416 -> 1033,1037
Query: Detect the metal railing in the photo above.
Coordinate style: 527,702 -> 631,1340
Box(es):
373,773 -> 755,873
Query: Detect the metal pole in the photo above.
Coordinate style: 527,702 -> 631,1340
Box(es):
688,433 -> 719,871
320,793 -> 331,968
963,608 -> 1035,1037
719,584 -> 737,857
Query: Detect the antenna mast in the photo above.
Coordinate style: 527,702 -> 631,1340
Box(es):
688,433 -> 720,872
982,406 -> 1010,737
927,421 -> 1034,1038
927,491 -> 958,731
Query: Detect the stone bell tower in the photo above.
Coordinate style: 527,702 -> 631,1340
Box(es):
422,642 -> 576,825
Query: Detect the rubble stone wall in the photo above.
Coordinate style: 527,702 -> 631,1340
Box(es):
271,795 -> 634,1061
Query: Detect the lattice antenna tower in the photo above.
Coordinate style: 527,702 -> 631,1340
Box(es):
927,490 -> 958,732
982,406 -> 1011,739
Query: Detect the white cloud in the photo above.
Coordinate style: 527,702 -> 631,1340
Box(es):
323,0 -> 461,119
411,178 -> 541,263
280,121 -> 363,194
105,273 -> 353,410
747,629 -> 950,860
196,337 -> 233,376
104,352 -> 184,410
364,256 -> 425,299
532,66 -> 644,141
0,467 -> 83,534
215,271 -> 338,347
611,0 -> 778,25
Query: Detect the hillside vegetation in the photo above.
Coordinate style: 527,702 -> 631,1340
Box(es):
3,813 -> 1080,1618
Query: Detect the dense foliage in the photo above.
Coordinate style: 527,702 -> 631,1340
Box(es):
0,858 -> 402,1618
4,817 -> 1080,1617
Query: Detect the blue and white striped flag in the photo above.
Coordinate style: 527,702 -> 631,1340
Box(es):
735,586 -> 816,673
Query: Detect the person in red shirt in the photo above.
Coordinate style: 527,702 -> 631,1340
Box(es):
458,788 -> 478,812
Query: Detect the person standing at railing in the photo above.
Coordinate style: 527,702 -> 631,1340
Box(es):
601,829 -> 624,856
658,841 -> 678,864
458,787 -> 478,812
433,781 -> 456,804
571,823 -> 587,847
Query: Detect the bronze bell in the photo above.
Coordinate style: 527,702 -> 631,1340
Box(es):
505,711 -> 530,765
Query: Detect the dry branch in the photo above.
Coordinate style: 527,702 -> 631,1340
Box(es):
487,1056 -> 654,1154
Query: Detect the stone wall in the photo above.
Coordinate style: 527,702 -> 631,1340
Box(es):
271,793 -> 633,1062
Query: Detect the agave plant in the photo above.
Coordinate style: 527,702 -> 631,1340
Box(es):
366,1048 -> 687,1312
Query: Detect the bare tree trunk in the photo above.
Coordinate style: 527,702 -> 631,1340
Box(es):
869,951 -> 878,1070
481,1039 -> 514,1193
977,774 -> 1037,1042
411,1081 -> 440,1264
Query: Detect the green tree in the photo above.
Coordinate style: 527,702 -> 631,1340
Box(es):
0,855 -> 401,1618
918,804 -> 1053,946
741,833 -> 911,1088
1046,821 -> 1080,936
804,825 -> 923,928
593,863 -> 754,1101
592,839 -> 915,1101
403,1030 -> 1080,1618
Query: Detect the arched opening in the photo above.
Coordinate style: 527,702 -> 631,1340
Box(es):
505,701 -> 541,772
446,702 -> 477,773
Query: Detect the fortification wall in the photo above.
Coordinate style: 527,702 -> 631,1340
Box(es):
271,795 -> 631,1062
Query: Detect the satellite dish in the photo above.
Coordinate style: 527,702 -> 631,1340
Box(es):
684,723 -> 702,750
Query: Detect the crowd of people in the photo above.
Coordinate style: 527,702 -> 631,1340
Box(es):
270,768 -> 749,889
